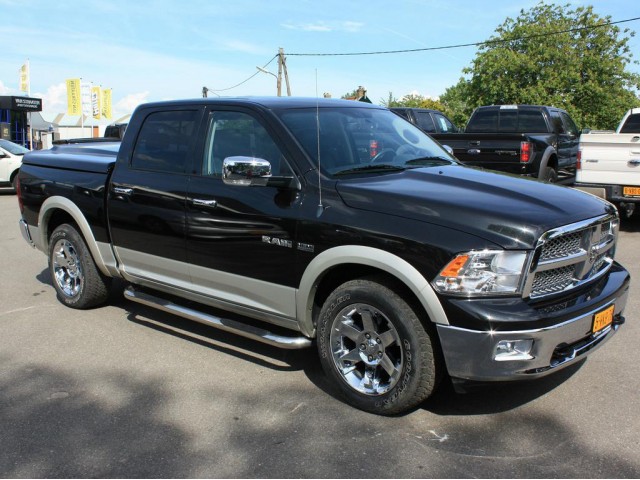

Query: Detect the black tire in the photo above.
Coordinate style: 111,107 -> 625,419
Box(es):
48,224 -> 111,309
539,166 -> 558,183
317,277 -> 440,415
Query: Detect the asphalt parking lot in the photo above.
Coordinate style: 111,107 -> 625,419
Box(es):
1,191 -> 639,478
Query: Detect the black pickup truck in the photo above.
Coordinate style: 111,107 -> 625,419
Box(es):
16,97 -> 629,415
413,105 -> 581,182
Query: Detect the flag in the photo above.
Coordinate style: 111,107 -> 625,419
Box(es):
91,86 -> 101,120
19,62 -> 29,93
81,83 -> 92,116
66,78 -> 82,115
102,89 -> 112,120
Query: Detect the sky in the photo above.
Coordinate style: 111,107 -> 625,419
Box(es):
1,0 -> 639,121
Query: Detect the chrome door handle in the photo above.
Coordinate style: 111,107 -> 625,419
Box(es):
113,187 -> 133,195
192,198 -> 218,207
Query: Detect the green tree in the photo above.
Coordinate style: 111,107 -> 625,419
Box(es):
457,2 -> 640,129
381,92 -> 448,111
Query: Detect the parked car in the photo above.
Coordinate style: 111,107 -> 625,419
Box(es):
574,108 -> 640,217
0,139 -> 29,192
104,122 -> 128,140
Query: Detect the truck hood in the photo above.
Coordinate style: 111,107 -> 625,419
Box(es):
335,165 -> 615,249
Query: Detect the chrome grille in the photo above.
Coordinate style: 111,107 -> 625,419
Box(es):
525,215 -> 618,299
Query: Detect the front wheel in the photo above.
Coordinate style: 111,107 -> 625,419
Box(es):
317,277 -> 441,415
48,224 -> 111,309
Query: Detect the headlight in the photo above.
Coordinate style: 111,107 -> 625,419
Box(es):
433,250 -> 528,296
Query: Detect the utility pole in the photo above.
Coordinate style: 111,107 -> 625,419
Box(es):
202,86 -> 208,98
277,48 -> 292,96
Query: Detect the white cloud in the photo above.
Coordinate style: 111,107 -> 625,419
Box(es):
281,21 -> 363,33
0,80 -> 12,95
33,82 -> 67,113
115,92 -> 150,115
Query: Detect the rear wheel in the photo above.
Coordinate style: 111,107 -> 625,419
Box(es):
48,224 -> 111,309
539,166 -> 558,183
317,277 -> 440,415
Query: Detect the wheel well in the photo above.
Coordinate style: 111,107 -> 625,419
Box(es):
546,154 -> 558,170
45,209 -> 77,245
311,264 -> 432,330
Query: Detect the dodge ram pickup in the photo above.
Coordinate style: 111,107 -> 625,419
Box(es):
574,108 -> 640,218
428,104 -> 581,182
16,97 -> 630,415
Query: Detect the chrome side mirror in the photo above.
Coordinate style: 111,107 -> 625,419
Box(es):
223,156 -> 271,186
442,145 -> 454,156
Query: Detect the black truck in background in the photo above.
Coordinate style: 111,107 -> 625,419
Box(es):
15,97 -> 629,415
394,105 -> 581,182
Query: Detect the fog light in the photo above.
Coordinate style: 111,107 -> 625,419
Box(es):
494,339 -> 534,361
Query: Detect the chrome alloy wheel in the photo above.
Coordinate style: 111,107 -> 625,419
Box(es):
329,303 -> 403,396
51,239 -> 84,298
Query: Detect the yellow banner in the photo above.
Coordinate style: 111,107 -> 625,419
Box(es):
19,63 -> 29,93
66,78 -> 82,115
101,88 -> 112,120
91,86 -> 102,120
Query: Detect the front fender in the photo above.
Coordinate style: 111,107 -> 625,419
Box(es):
296,245 -> 449,337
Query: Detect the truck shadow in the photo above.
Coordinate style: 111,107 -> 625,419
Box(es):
36,269 -> 591,416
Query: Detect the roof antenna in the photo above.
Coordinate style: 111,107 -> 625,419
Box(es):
315,69 -> 326,218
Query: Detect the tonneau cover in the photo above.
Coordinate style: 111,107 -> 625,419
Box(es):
22,142 -> 119,174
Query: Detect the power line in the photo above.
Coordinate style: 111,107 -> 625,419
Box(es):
287,16 -> 640,57
208,54 -> 278,93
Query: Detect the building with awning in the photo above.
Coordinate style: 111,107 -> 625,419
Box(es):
0,95 -> 43,148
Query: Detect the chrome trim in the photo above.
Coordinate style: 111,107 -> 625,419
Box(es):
19,219 -> 35,248
523,214 -> 618,299
437,286 -> 628,382
124,287 -> 312,349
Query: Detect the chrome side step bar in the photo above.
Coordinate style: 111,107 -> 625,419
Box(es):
124,287 -> 312,349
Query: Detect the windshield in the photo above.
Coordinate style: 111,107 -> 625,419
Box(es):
276,106 -> 457,177
0,139 -> 29,155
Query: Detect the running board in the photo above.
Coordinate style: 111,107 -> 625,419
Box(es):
124,287 -> 312,349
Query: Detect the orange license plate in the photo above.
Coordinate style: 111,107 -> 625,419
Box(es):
623,186 -> 640,197
592,305 -> 614,334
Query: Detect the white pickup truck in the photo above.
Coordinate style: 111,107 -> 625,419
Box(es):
575,108 -> 640,217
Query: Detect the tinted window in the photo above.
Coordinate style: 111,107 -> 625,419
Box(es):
550,111 -> 565,133
518,111 -> 547,132
619,113 -> 640,133
498,111 -> 518,132
131,110 -> 198,173
414,112 -> 436,133
202,111 -> 291,177
466,110 -> 498,133
560,112 -> 579,136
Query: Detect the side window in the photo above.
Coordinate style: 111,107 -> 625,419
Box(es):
550,111 -> 565,134
131,110 -> 198,173
620,114 -> 640,133
414,112 -> 436,133
202,111 -> 292,177
560,112 -> 579,136
433,113 -> 455,133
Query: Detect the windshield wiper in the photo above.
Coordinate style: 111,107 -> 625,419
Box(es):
334,164 -> 406,176
404,157 -> 452,167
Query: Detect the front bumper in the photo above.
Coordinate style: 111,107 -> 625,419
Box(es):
436,264 -> 630,382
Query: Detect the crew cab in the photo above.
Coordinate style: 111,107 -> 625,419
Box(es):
574,108 -> 640,218
16,98 -> 629,415
430,105 -> 581,182
0,138 -> 28,191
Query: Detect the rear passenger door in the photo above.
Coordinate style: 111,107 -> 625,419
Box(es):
108,107 -> 202,286
184,107 -> 301,320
